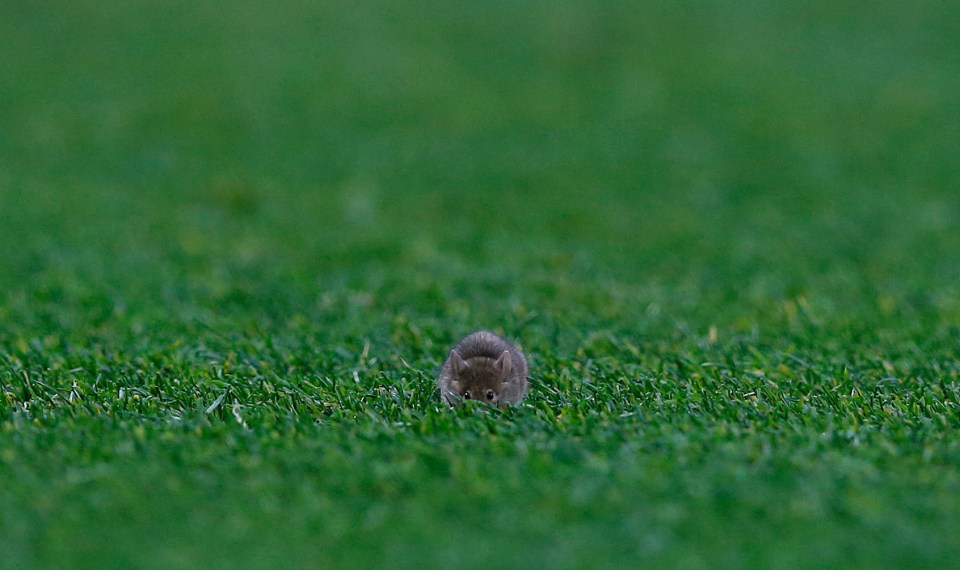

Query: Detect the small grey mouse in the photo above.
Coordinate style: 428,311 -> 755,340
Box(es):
437,330 -> 529,407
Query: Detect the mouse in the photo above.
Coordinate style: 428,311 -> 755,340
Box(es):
436,330 -> 529,407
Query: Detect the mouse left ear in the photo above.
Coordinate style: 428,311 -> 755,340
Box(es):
494,350 -> 512,376
450,350 -> 468,375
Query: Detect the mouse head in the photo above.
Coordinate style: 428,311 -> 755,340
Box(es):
448,349 -> 514,406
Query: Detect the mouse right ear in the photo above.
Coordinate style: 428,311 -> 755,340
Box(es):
450,350 -> 468,375
494,350 -> 512,376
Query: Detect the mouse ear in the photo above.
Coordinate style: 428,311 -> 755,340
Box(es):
450,350 -> 468,375
494,350 -> 512,376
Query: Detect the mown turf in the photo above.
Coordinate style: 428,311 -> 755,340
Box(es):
2,1 -> 960,568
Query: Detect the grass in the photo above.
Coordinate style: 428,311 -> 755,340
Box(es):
2,1 -> 960,568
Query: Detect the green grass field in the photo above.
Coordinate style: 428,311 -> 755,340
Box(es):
3,1 -> 960,568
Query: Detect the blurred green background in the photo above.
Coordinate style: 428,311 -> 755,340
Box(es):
2,1 -> 959,568
5,0 -> 957,308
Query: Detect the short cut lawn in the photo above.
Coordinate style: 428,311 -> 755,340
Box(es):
2,1 -> 960,568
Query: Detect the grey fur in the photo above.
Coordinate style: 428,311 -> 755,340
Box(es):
437,331 -> 529,407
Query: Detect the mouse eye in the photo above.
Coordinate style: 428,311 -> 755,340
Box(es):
462,391 -> 471,400
486,390 -> 495,401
